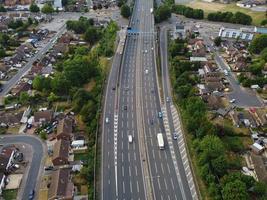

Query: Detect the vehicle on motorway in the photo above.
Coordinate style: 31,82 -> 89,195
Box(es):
173,132 -> 178,140
112,86 -> 116,90
158,111 -> 162,118
224,69 -> 229,76
145,69 -> 148,74
128,135 -> 133,143
157,133 -> 164,149
150,8 -> 153,13
166,97 -> 170,102
28,189 -> 35,200
124,105 -> 127,110
144,50 -> 148,53
105,117 -> 109,124
229,98 -> 236,103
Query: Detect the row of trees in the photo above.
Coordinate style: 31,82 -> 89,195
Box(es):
207,11 -> 252,25
155,4 -> 172,23
172,5 -> 204,19
29,3 -> 54,14
169,38 -> 267,199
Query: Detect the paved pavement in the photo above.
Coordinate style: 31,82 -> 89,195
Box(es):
0,135 -> 45,200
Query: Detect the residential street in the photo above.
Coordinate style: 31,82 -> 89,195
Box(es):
0,135 -> 45,200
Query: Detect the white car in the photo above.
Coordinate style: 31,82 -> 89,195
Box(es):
229,99 -> 236,103
105,117 -> 109,123
128,135 -> 133,143
145,69 -> 148,74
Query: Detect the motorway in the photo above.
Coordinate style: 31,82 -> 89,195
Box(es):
0,135 -> 44,200
102,0 -> 197,199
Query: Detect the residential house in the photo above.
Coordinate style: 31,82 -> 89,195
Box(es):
10,82 -> 31,96
203,95 -> 222,110
0,173 -> 6,195
251,154 -> 267,184
206,82 -> 225,92
0,111 -> 23,127
52,139 -> 70,166
218,27 -> 254,41
237,0 -> 266,8
250,142 -> 265,154
250,108 -> 267,126
56,118 -> 73,141
0,147 -> 15,174
192,40 -> 206,57
173,22 -> 186,39
48,168 -> 74,200
34,110 -> 53,125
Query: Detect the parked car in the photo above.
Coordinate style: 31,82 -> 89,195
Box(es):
158,112 -> 162,118
173,132 -> 178,140
44,166 -> 54,171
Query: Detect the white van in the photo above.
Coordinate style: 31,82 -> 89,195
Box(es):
128,135 -> 133,143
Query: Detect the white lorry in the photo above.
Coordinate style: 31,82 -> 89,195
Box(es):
157,133 -> 164,150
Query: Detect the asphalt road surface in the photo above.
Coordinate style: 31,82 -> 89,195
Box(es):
102,0 -> 198,199
0,135 -> 44,200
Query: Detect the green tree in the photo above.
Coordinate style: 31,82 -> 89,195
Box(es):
214,36 -> 222,47
19,92 -> 30,105
84,27 -> 99,44
199,135 -> 224,159
29,3 -> 40,12
249,34 -> 267,54
120,4 -> 131,18
155,4 -> 171,23
47,92 -> 59,103
32,75 -> 51,92
0,46 -> 5,58
41,3 -> 54,14
0,5 -> 6,12
222,180 -> 248,200
40,131 -> 47,140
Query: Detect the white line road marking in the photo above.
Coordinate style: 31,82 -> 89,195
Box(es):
122,166 -> 124,177
164,178 -> 168,189
137,180 -> 140,193
135,166 -> 138,176
123,181 -> 125,194
171,178 -> 174,190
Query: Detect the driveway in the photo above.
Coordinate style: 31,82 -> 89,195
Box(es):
0,135 -> 45,200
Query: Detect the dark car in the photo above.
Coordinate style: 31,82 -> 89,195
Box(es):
44,166 -> 54,171
28,189 -> 35,200
0,88 -> 3,92
124,105 -> 127,110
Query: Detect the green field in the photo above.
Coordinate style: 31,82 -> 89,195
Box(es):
186,0 -> 266,25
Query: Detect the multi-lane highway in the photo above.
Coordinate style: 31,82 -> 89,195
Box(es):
102,0 -> 198,199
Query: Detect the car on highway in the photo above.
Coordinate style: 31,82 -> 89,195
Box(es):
28,189 -> 35,200
158,111 -> 162,118
145,69 -> 148,74
105,117 -> 109,124
173,132 -> 178,140
144,50 -> 148,53
229,98 -> 236,103
112,86 -> 116,90
166,97 -> 170,102
124,105 -> 127,110
128,135 -> 133,143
